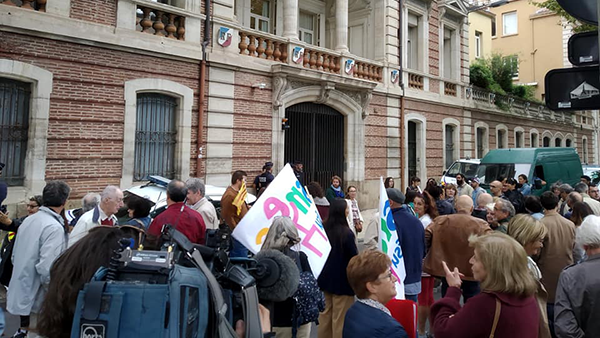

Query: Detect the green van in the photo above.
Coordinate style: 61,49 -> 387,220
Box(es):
475,148 -> 583,196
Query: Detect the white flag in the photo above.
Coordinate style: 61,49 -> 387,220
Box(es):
378,177 -> 406,299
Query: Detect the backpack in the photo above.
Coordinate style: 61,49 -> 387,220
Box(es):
70,264 -> 209,338
291,254 -> 325,337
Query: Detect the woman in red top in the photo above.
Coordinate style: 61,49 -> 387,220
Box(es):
431,233 -> 539,338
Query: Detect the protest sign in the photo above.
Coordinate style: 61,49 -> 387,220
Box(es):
232,164 -> 331,277
378,177 -> 406,299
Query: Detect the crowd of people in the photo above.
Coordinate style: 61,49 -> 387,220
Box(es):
0,157 -> 599,338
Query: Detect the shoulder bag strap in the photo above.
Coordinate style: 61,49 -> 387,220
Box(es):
489,298 -> 501,338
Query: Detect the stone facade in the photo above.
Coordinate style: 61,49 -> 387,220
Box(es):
0,0 -> 596,213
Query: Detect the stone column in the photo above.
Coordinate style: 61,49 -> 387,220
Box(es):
282,0 -> 299,40
335,0 -> 349,52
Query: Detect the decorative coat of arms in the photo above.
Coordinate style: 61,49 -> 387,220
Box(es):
391,70 -> 399,84
217,27 -> 233,47
292,47 -> 305,64
345,59 -> 355,75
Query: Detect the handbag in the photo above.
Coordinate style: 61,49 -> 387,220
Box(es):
354,218 -> 363,233
489,298 -> 501,338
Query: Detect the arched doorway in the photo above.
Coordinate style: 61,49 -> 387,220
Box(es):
284,102 -> 344,189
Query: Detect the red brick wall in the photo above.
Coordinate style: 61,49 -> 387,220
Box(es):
364,94 -> 390,179
428,1 -> 440,90
232,71 -> 273,180
0,32 -> 200,198
70,0 -> 117,26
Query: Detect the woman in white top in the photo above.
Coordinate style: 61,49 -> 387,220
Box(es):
413,191 -> 439,338
507,214 -> 551,338
345,186 -> 364,237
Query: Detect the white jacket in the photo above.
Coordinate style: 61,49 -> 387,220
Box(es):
346,198 -> 364,236
188,197 -> 219,230
8,207 -> 68,315
69,206 -> 118,248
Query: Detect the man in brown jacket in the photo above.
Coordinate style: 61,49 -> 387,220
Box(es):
220,170 -> 250,257
423,195 -> 491,301
536,191 -> 575,337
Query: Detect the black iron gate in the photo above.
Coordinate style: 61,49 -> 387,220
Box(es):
284,103 -> 344,190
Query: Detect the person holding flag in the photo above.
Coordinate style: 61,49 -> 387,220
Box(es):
387,187 -> 425,303
377,177 -> 407,300
221,170 -> 250,257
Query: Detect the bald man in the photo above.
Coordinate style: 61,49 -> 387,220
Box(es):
69,185 -> 124,247
423,195 -> 491,301
489,180 -> 503,202
472,193 -> 493,221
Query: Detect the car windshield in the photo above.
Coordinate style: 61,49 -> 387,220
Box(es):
447,162 -> 480,178
475,163 -> 531,186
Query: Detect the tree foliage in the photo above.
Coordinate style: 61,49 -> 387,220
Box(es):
469,53 -> 537,102
530,0 -> 596,33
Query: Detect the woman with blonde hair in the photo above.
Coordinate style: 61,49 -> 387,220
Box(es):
507,214 -> 551,338
261,216 -> 314,338
431,233 -> 539,338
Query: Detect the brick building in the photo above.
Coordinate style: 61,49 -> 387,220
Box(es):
0,0 -> 596,211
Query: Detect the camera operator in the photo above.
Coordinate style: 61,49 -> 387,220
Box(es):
147,179 -> 206,246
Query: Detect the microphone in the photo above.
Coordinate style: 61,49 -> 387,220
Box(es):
252,249 -> 300,302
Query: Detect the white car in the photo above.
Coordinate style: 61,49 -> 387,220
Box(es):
583,164 -> 600,185
441,158 -> 481,185
66,176 -> 257,224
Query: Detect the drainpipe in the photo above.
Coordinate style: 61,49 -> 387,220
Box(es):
198,0 -> 211,178
398,0 -> 406,191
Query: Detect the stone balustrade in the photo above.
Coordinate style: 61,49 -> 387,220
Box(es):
353,60 -> 383,82
239,31 -> 288,63
408,72 -> 424,90
0,0 -> 45,11
136,4 -> 186,40
468,86 -> 558,120
301,48 -> 341,74
444,82 -> 457,96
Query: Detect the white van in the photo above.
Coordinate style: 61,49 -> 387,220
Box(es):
441,158 -> 481,185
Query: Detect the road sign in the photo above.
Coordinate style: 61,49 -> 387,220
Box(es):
569,31 -> 599,66
545,66 -> 600,111
556,0 -> 597,25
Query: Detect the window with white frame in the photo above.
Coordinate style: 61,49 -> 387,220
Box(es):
491,18 -> 496,37
502,11 -> 517,36
299,11 -> 317,45
443,27 -> 456,79
250,0 -> 273,33
407,12 -> 420,71
530,132 -> 539,147
497,129 -> 506,148
515,131 -> 523,148
504,55 -> 519,79
151,0 -> 185,9
445,124 -> 457,168
475,31 -> 482,58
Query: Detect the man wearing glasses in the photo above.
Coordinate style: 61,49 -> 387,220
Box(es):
69,185 -> 124,247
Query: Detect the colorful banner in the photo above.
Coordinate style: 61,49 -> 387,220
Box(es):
232,164 -> 331,277
378,177 -> 406,299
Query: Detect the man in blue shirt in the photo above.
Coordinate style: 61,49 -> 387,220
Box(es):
387,188 -> 425,303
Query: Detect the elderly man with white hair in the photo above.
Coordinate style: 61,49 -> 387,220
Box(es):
554,215 -> 600,337
69,185 -> 124,247
186,178 -> 219,230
